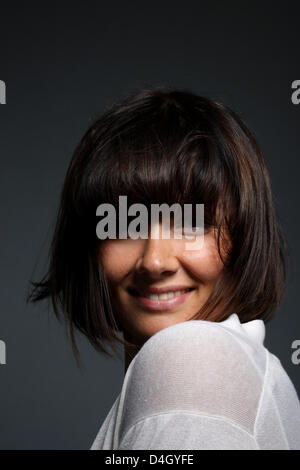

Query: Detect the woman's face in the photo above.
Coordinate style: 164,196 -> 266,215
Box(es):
99,223 -> 230,345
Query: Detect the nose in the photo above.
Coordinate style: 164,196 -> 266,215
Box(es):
135,233 -> 180,278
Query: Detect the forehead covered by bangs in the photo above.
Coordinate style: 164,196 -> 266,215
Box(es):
72,88 -> 239,232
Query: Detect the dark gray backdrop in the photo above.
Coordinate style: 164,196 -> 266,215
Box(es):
0,0 -> 299,450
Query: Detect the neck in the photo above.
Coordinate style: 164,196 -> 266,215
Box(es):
123,331 -> 142,376
124,348 -> 132,375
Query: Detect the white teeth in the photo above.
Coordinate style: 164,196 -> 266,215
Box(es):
158,293 -> 169,300
144,289 -> 191,300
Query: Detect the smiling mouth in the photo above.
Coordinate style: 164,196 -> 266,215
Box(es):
127,286 -> 196,311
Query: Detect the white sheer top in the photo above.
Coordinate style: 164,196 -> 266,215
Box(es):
90,313 -> 300,450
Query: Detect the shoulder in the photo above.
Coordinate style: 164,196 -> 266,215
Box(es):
133,318 -> 265,374
137,318 -> 241,354
120,319 -> 265,439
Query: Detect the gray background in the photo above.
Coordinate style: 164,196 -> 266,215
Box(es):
0,0 -> 299,450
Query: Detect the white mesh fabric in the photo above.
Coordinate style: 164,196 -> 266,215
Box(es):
119,320 -> 264,443
90,313 -> 300,450
118,412 -> 260,450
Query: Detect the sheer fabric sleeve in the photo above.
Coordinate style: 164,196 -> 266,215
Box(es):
118,412 -> 259,450
117,321 -> 265,450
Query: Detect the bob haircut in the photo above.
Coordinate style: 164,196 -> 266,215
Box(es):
28,86 -> 288,366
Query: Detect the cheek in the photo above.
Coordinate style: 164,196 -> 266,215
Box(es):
98,240 -> 139,282
180,235 -> 226,282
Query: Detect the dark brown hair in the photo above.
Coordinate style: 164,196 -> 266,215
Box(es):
27,86 -> 288,366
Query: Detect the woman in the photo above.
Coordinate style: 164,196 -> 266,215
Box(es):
28,87 -> 300,450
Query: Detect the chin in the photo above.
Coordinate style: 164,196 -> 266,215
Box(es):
132,315 -> 186,343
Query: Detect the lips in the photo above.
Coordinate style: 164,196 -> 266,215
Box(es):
127,286 -> 196,311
